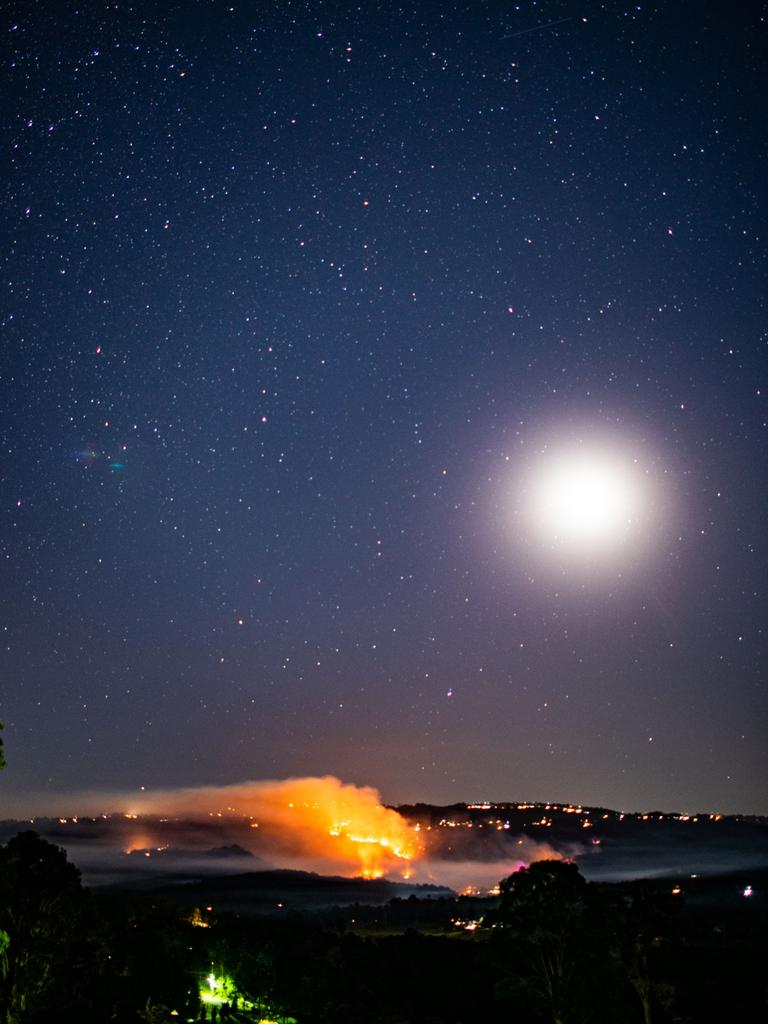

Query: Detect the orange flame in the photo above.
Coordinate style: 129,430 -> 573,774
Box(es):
327,821 -> 419,879
125,775 -> 422,878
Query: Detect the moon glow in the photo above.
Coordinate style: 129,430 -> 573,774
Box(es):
524,446 -> 647,558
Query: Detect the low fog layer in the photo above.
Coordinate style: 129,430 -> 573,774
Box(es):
2,776 -> 765,889
0,775 -> 566,885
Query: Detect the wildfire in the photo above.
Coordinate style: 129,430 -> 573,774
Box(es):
123,833 -> 153,854
262,777 -> 422,878
327,821 -> 419,879
121,775 -> 422,879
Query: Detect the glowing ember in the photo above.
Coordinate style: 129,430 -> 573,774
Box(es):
327,821 -> 419,879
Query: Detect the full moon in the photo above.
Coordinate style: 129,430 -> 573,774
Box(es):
524,446 -> 646,557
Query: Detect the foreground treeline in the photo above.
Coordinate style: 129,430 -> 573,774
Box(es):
0,832 -> 766,1023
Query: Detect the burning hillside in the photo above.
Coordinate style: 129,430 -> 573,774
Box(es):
120,775 -> 421,879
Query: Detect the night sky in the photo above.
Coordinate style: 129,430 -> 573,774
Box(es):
2,2 -> 766,815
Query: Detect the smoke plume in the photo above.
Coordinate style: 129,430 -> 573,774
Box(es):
5,777 -> 578,885
91,775 -> 419,879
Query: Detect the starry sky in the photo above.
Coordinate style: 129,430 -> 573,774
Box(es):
2,1 -> 766,814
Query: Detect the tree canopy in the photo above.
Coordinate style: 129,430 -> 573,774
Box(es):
0,832 -> 85,1024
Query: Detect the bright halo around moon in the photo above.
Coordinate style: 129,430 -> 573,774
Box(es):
524,446 -> 647,559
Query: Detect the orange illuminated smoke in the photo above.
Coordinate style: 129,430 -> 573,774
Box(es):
260,777 -> 422,878
124,775 -> 422,879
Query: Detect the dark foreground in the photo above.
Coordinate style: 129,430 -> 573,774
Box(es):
1,832 -> 766,1024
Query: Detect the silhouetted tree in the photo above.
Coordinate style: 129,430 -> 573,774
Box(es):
604,881 -> 677,1024
487,860 -> 601,1024
0,728 -> 7,998
0,832 -> 85,1024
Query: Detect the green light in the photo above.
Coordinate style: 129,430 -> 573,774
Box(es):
197,971 -> 296,1022
199,972 -> 235,1007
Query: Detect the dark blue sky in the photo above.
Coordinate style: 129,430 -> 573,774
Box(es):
2,1 -> 766,812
